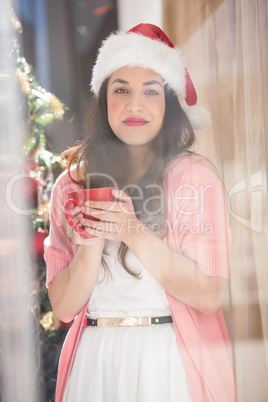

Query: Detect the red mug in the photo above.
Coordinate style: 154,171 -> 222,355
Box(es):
64,187 -> 116,239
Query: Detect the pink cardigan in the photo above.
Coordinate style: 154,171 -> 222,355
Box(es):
44,153 -> 238,402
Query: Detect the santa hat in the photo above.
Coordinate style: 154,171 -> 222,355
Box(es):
91,23 -> 211,130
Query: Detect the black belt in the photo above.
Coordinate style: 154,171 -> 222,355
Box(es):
86,315 -> 173,328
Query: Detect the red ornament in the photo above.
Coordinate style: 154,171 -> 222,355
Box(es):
31,229 -> 48,260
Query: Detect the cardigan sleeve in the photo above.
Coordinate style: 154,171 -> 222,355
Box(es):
44,169 -> 81,286
164,154 -> 231,278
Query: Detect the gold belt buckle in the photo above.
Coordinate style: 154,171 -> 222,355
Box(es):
138,316 -> 152,326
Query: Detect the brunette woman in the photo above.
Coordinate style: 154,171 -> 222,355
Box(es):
45,23 -> 238,402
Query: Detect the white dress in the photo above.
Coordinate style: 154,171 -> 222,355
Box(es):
63,241 -> 192,402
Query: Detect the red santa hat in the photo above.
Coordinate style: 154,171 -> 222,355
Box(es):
91,23 -> 211,130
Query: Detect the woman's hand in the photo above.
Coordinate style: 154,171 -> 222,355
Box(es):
79,189 -> 148,243
62,204 -> 105,247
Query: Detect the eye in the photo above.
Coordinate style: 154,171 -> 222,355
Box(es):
115,88 -> 128,94
145,89 -> 159,95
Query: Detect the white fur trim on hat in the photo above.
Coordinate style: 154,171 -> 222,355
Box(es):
91,32 -> 186,101
91,31 -> 211,130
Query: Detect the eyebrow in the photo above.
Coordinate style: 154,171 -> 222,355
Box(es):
110,78 -> 163,87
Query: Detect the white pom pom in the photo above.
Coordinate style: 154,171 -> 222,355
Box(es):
183,105 -> 212,130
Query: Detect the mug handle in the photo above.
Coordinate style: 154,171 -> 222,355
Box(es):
64,198 -> 90,238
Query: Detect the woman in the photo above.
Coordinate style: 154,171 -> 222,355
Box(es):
45,23 -> 238,402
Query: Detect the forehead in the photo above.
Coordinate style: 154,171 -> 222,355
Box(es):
108,66 -> 164,84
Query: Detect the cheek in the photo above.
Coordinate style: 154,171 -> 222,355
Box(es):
160,103 -> 166,116
107,98 -> 124,130
154,101 -> 165,123
107,98 -> 122,116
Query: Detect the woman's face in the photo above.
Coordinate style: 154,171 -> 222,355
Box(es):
107,66 -> 165,148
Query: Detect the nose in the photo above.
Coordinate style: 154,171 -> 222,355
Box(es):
126,93 -> 143,113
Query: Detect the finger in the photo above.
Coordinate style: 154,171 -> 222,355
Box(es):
82,211 -> 129,226
85,223 -> 122,241
111,190 -> 136,215
61,204 -> 81,213
73,212 -> 83,223
85,219 -> 126,239
80,208 -> 110,221
112,189 -> 132,203
81,218 -> 109,232
61,205 -> 81,217
83,200 -> 120,211
67,214 -> 83,229
80,210 -> 121,224
67,224 -> 102,245
81,203 -> 135,218
66,215 -> 83,237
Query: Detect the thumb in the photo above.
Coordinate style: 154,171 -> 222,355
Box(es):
112,188 -> 131,202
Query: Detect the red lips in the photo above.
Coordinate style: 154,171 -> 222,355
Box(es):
124,117 -> 148,127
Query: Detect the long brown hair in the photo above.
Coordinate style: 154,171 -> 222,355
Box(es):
62,79 -> 196,278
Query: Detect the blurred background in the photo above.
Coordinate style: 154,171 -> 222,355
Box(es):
0,0 -> 267,401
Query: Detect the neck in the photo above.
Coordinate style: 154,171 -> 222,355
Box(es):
127,145 -> 154,183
